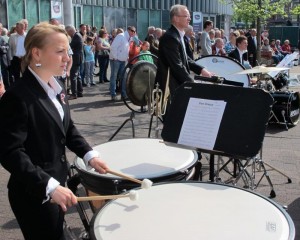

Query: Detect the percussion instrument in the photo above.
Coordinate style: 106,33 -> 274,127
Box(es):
234,66 -> 289,75
74,138 -> 198,195
90,182 -> 295,240
270,91 -> 300,126
271,72 -> 289,90
195,55 -> 251,87
126,60 -> 157,106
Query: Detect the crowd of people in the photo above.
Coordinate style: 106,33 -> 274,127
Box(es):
196,23 -> 296,68
1,16 -> 298,102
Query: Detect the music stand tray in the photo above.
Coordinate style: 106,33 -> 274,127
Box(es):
161,82 -> 274,195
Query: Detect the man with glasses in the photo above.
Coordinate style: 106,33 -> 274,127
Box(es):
155,4 -> 213,103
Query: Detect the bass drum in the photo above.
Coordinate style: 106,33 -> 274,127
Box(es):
126,61 -> 157,107
270,91 -> 300,126
195,55 -> 251,87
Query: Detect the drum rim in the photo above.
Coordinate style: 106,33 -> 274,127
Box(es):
89,181 -> 295,240
74,138 -> 199,180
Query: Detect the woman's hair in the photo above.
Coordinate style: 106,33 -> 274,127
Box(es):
21,22 -> 68,71
99,29 -> 107,38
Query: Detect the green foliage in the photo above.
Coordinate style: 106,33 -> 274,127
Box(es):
291,5 -> 300,15
231,0 -> 292,25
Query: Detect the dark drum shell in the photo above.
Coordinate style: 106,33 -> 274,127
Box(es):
126,61 -> 157,106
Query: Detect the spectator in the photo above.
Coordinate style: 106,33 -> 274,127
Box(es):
225,31 -> 239,54
97,29 -> 110,83
0,25 -> 10,89
270,39 -> 284,62
200,20 -> 214,56
261,38 -> 281,64
281,39 -> 292,55
212,38 -> 226,56
247,28 -> 258,67
0,76 -> 5,98
83,36 -> 96,87
8,21 -> 26,83
139,41 -> 154,64
208,29 -> 216,45
184,25 -> 195,59
109,27 -> 133,100
65,25 -> 84,99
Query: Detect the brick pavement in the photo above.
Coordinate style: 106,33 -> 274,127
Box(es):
0,64 -> 300,239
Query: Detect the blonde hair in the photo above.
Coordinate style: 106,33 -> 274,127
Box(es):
21,22 -> 68,71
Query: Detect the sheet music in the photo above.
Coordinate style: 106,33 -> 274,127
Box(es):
178,98 -> 226,150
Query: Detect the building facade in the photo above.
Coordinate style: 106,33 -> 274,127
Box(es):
0,0 -> 233,39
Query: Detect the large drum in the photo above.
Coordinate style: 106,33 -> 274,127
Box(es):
195,55 -> 251,87
269,91 -> 300,126
74,138 -> 198,195
90,182 -> 295,240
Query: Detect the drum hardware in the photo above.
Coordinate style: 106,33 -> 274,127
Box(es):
109,54 -> 158,141
106,169 -> 153,189
67,165 -> 91,234
148,82 -> 164,138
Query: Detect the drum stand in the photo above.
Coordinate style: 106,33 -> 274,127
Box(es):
67,165 -> 91,239
108,111 -> 136,141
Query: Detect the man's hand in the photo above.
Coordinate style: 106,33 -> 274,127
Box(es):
201,68 -> 215,78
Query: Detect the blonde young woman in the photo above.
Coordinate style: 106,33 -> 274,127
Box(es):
0,22 -> 108,240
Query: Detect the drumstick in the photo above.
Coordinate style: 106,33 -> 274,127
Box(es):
50,190 -> 139,203
106,169 -> 153,189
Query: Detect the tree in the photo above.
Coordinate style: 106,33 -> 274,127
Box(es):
229,0 -> 292,62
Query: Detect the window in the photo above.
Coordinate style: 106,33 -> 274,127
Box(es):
93,6 -> 103,29
150,10 -> 160,28
83,5 -> 93,26
8,0 -> 24,27
26,0 -> 39,27
40,0 -> 50,23
137,9 -> 148,40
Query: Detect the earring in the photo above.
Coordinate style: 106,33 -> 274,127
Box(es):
35,63 -> 42,68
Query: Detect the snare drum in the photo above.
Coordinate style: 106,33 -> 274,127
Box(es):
270,91 -> 300,125
195,55 -> 251,87
75,138 -> 198,195
90,182 -> 295,240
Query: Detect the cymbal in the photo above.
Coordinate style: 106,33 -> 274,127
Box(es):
233,66 -> 290,74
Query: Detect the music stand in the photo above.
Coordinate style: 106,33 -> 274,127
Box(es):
161,82 -> 276,197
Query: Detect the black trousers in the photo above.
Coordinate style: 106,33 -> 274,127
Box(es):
10,56 -> 22,82
69,63 -> 83,97
8,189 -> 66,240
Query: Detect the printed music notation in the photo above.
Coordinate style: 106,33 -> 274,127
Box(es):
178,98 -> 227,150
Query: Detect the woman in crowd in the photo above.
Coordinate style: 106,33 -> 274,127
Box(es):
97,29 -> 110,83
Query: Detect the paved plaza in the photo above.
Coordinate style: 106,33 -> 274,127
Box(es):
0,65 -> 300,239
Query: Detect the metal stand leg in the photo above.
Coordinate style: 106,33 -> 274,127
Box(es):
109,111 -> 135,141
261,162 -> 292,183
67,167 -> 91,237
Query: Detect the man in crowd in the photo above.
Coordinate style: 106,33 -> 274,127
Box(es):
200,20 -> 214,56
8,21 -> 26,82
